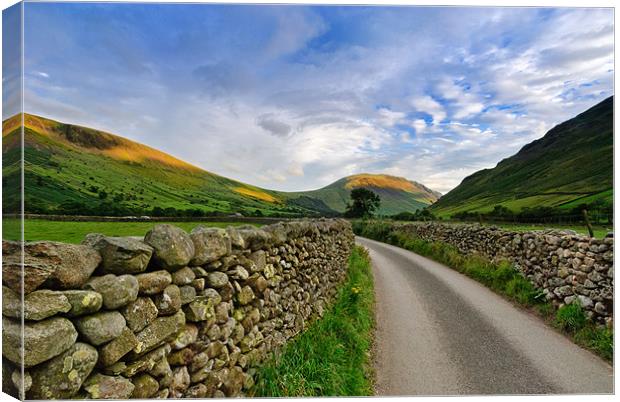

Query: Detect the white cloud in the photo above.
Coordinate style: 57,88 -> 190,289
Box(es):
410,95 -> 446,123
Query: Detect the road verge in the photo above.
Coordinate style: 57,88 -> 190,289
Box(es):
251,246 -> 375,396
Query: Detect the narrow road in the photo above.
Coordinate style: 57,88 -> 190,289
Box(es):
357,237 -> 613,396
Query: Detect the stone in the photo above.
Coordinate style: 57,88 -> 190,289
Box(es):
27,342 -> 98,399
206,272 -> 229,288
124,344 -> 170,377
206,341 -> 226,359
3,316 -> 78,367
131,374 -> 159,398
170,366 -> 191,398
595,302 -> 607,314
171,324 -> 198,350
191,278 -> 205,291
2,286 -> 71,321
577,295 -> 594,309
133,310 -> 185,356
227,227 -> 245,249
215,302 -> 231,324
11,369 -> 32,396
221,366 -> 245,396
98,327 -> 139,367
185,383 -> 208,398
83,373 -> 135,399
122,297 -> 159,332
219,282 -> 235,301
149,353 -> 172,378
2,240 -> 101,294
248,250 -> 267,272
554,285 -> 573,297
237,228 -> 272,251
191,266 -> 209,278
83,234 -> 153,274
190,226 -> 231,265
60,290 -> 103,317
228,265 -> 249,281
136,270 -> 172,295
172,267 -> 196,285
144,224 -> 195,270
84,274 -> 138,309
247,274 -> 269,293
155,388 -> 170,398
167,348 -> 195,366
179,285 -> 197,305
564,295 -> 576,305
75,311 -> 126,345
153,284 -> 182,315
237,285 -> 255,305
184,293 -> 220,322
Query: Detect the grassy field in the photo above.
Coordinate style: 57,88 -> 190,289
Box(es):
2,218 -> 258,244
251,246 -> 375,396
353,221 -> 613,361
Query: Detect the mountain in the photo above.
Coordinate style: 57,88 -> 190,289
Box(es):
292,174 -> 441,215
430,96 -> 613,217
2,114 -> 439,216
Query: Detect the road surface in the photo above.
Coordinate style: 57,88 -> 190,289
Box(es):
357,237 -> 613,396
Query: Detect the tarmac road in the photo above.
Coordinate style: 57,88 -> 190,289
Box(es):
357,237 -> 613,396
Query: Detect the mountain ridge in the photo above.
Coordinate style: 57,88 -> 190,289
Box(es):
430,96 -> 613,216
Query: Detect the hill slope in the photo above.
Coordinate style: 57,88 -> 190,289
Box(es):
294,174 -> 441,215
2,114 -> 439,216
431,96 -> 613,217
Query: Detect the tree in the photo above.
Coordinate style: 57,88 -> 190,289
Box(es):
345,188 -> 381,218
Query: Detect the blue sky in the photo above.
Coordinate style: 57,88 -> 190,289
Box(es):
4,4 -> 614,193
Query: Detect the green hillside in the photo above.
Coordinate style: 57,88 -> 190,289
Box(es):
293,174 -> 441,215
431,96 -> 613,217
2,114 -> 439,217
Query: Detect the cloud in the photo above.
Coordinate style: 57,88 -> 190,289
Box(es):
410,95 -> 446,123
256,113 -> 292,137
20,4 -> 613,194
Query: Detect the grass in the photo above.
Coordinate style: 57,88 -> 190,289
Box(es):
353,220 -> 613,362
251,246 -> 375,397
2,218 -> 259,244
481,222 -> 611,239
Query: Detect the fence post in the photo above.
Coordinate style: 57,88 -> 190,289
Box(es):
582,209 -> 594,238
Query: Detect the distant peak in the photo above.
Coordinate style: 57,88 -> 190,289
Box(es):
344,173 -> 441,197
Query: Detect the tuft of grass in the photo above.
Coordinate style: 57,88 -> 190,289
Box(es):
250,246 -> 375,397
353,221 -> 613,362
555,303 -> 613,361
555,303 -> 587,333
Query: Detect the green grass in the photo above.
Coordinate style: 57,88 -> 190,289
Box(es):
251,246 -> 375,397
2,218 -> 258,244
481,222 -> 612,238
555,303 -> 613,360
353,221 -> 613,362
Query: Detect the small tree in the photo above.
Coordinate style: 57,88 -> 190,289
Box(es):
345,188 -> 381,218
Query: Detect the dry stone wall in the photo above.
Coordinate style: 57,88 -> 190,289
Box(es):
2,219 -> 354,399
382,222 -> 613,323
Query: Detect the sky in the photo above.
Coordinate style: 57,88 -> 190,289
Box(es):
3,4 -> 614,194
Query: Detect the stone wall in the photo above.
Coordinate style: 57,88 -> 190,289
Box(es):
2,219 -> 354,399
367,222 -> 613,323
